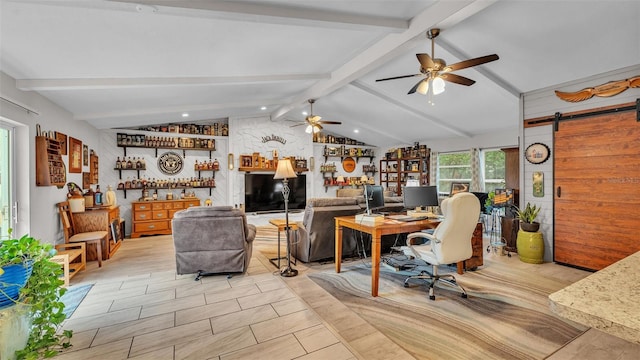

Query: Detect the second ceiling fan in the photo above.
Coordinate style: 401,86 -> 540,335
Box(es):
376,28 -> 499,96
291,99 -> 342,133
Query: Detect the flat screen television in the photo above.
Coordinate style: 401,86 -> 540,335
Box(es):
364,185 -> 385,215
403,185 -> 439,210
244,173 -> 306,213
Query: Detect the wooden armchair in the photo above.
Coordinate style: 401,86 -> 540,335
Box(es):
57,201 -> 106,267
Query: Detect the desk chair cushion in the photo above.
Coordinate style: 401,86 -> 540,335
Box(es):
69,231 -> 108,243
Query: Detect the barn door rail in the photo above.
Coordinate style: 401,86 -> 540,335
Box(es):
524,99 -> 639,129
553,98 -> 639,131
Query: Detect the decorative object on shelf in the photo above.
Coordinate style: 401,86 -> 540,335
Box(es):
105,185 -> 116,206
68,137 -> 82,173
342,157 -> 356,173
273,160 -> 298,277
157,151 -> 184,175
555,75 -> 640,102
525,142 -> 550,164
336,175 -> 345,186
533,171 -> 544,197
360,175 -> 368,185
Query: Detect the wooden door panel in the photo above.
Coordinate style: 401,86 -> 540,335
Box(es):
554,110 -> 640,271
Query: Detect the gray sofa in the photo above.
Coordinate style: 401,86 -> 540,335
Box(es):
294,196 -> 405,263
172,206 -> 256,279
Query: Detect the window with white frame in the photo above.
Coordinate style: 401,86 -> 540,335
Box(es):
437,149 -> 506,194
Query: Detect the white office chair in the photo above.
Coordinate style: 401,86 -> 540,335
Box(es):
401,192 -> 480,300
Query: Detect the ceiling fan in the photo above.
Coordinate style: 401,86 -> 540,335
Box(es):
291,99 -> 342,133
376,28 -> 499,97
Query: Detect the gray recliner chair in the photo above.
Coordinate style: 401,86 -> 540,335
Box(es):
172,206 -> 256,280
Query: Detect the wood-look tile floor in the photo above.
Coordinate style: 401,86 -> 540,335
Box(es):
59,234 -> 360,360
60,229 -> 639,360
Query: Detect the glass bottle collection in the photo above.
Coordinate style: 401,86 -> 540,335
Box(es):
117,176 -> 215,190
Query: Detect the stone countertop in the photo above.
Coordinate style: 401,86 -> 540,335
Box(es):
549,251 -> 640,344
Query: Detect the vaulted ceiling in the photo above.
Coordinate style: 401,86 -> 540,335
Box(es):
2,0 -> 639,147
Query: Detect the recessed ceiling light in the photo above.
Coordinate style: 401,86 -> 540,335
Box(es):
181,113 -> 189,118
260,106 -> 267,110
354,129 -> 360,133
302,111 -> 308,116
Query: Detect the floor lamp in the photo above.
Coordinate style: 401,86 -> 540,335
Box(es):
274,159 -> 298,277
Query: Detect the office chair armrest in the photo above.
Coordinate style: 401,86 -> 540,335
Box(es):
407,232 -> 440,245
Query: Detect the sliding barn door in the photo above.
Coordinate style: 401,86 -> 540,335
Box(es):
554,109 -> 640,271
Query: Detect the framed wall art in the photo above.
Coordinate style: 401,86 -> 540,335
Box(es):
82,172 -> 91,190
450,182 -> 470,195
55,132 -> 67,155
68,137 -> 82,173
83,145 -> 89,166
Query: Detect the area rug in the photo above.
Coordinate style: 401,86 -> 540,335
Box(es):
308,260 -> 587,360
60,284 -> 93,318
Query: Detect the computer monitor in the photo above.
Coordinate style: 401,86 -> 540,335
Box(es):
364,185 -> 385,215
403,185 -> 439,211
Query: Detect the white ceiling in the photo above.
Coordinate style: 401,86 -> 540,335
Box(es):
2,0 -> 639,147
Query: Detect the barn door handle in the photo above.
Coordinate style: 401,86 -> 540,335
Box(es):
556,186 -> 561,198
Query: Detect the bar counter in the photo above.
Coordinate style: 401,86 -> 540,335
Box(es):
549,251 -> 640,344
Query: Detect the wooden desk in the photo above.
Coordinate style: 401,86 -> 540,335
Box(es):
334,216 -> 438,297
268,219 -> 298,269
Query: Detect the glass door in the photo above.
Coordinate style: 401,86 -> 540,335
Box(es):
0,123 -> 14,238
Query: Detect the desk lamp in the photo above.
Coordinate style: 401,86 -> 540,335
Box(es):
274,159 -> 298,277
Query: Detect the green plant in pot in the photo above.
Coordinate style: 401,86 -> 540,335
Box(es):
515,202 -> 541,232
0,230 -> 72,359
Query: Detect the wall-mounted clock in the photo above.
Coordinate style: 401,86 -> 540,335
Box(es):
525,143 -> 550,164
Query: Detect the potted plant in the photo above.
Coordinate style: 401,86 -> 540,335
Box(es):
515,202 -> 541,232
0,230 -> 72,359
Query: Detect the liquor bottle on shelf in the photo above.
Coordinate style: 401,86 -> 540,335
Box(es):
94,185 -> 103,205
136,157 -> 142,169
117,179 -> 124,190
126,157 -> 133,169
116,157 -> 121,169
213,158 -> 220,171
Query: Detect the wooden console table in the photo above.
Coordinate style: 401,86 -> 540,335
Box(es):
131,198 -> 200,238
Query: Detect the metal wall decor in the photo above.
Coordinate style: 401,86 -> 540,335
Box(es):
157,151 -> 184,175
533,171 -> 544,197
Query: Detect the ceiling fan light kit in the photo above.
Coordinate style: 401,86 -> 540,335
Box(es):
376,28 -> 499,98
291,99 -> 342,133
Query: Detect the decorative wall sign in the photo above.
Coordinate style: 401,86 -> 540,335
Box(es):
525,142 -> 550,164
533,171 -> 544,197
342,157 -> 356,173
555,75 -> 640,102
83,145 -> 89,166
157,151 -> 184,175
261,134 -> 286,144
